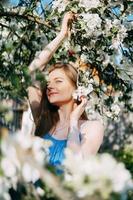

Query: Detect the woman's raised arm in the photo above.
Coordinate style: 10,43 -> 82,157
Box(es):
29,12 -> 75,73
28,12 -> 75,123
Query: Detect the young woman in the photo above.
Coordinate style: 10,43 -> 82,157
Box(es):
28,13 -> 104,168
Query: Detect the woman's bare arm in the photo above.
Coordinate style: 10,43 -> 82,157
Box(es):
67,97 -> 104,157
80,120 -> 104,156
67,120 -> 104,158
29,33 -> 66,73
28,12 -> 75,122
27,86 -> 42,123
28,28 -> 67,122
29,12 -> 75,73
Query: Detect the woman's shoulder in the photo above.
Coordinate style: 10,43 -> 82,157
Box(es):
79,119 -> 104,143
79,119 -> 104,131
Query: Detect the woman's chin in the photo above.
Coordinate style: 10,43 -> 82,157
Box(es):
49,99 -> 61,106
49,99 -> 73,107
49,98 -> 67,106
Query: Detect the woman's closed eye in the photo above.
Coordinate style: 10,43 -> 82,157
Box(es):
55,80 -> 63,83
46,80 -> 63,87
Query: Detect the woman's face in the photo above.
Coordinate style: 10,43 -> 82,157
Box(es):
46,68 -> 76,106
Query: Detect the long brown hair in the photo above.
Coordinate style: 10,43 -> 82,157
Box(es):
35,63 -> 88,137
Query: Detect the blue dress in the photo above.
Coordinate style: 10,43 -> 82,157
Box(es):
43,133 -> 67,173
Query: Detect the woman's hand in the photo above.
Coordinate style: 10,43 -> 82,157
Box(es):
60,12 -> 76,37
70,96 -> 88,124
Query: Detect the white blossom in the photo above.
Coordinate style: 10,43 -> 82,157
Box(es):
111,104 -> 121,116
87,83 -> 94,93
80,54 -> 88,62
1,132 -> 51,185
117,25 -> 128,41
2,52 -> 9,60
1,27 -> 9,38
0,178 -> 11,200
1,158 -> 17,178
52,0 -> 69,13
105,19 -> 112,31
80,13 -> 102,36
63,150 -> 133,199
79,0 -> 101,11
62,39 -> 71,51
72,85 -> 93,100
103,54 -> 111,66
110,39 -> 121,50
22,163 -> 40,183
36,187 -> 45,196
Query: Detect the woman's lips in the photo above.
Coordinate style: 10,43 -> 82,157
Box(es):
48,92 -> 58,96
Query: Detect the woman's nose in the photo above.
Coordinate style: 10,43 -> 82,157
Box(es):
47,82 -> 54,90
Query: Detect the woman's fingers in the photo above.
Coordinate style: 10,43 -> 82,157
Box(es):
67,12 -> 77,29
70,96 -> 87,121
75,96 -> 87,110
60,12 -> 76,37
80,96 -> 88,108
73,102 -> 78,110
64,11 -> 75,21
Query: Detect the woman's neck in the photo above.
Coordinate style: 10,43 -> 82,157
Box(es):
58,101 -> 74,123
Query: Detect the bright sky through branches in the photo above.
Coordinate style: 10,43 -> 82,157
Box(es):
10,0 -> 52,6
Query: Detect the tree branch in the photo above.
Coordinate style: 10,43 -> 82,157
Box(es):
0,22 -> 21,39
0,10 -> 52,28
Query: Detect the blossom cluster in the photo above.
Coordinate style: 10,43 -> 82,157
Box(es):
63,149 -> 133,199
0,132 -> 51,199
79,0 -> 101,10
1,1 -> 132,120
50,0 -> 132,120
52,0 -> 69,13
1,131 -> 133,200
